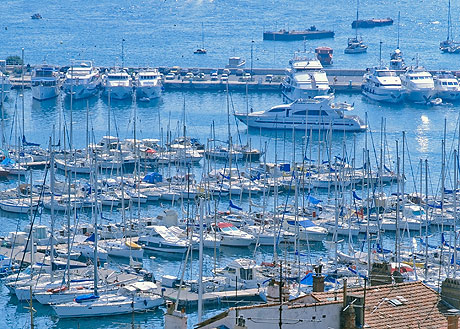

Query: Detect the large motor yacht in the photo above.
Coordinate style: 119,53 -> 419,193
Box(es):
63,60 -> 101,100
134,69 -> 162,100
101,69 -> 133,100
281,52 -> 330,102
400,66 -> 435,103
361,68 -> 403,103
234,95 -> 366,132
31,64 -> 61,101
433,72 -> 460,101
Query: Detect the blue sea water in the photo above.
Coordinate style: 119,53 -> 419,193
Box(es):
0,1 -> 460,328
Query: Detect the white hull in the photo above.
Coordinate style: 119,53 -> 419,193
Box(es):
220,236 -> 252,247
362,88 -> 403,103
0,201 -> 38,214
103,86 -> 133,100
32,85 -> 60,100
64,82 -> 100,100
436,90 -> 460,101
52,294 -> 163,318
136,86 -> 161,99
404,88 -> 435,103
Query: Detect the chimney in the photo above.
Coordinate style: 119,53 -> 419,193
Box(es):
442,278 -> 460,309
313,264 -> 325,292
234,315 -> 248,329
370,261 -> 392,286
447,309 -> 460,329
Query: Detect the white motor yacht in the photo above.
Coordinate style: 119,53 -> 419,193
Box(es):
362,68 -> 403,103
281,52 -> 330,102
400,66 -> 435,103
212,222 -> 254,247
138,225 -> 188,253
102,69 -> 133,100
433,72 -> 460,101
63,60 -> 101,99
135,69 -> 162,100
234,95 -> 367,132
99,239 -> 144,259
31,64 -> 60,100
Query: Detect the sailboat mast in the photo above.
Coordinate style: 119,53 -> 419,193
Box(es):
201,22 -> 205,49
447,0 -> 452,41
355,0 -> 359,39
397,11 -> 400,49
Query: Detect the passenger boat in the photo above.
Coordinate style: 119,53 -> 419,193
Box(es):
281,52 -> 330,101
135,69 -> 162,100
234,95 -> 367,132
361,68 -> 403,103
31,64 -> 61,100
263,26 -> 334,41
63,60 -> 101,100
101,68 -> 133,100
352,18 -> 393,28
400,66 -> 435,103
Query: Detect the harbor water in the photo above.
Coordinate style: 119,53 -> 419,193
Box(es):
0,0 -> 460,328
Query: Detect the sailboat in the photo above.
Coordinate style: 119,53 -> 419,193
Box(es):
344,0 -> 368,54
194,22 -> 207,54
440,0 -> 460,53
389,12 -> 406,70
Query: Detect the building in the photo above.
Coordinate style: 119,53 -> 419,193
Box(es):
195,280 -> 460,329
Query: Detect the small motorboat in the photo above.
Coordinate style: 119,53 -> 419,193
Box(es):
31,13 -> 42,20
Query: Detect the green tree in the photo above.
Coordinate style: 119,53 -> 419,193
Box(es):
5,55 -> 23,65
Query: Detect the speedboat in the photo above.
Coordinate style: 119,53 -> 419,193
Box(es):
102,69 -> 133,100
31,64 -> 60,100
362,68 -> 403,103
63,60 -> 101,100
281,52 -> 330,102
211,222 -> 254,247
400,66 -> 435,103
135,69 -> 162,100
99,239 -> 144,259
0,72 -> 12,101
138,225 -> 188,253
234,95 -> 367,132
344,37 -> 368,54
433,72 -> 460,101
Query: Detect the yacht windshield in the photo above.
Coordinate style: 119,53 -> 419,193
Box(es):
377,71 -> 396,77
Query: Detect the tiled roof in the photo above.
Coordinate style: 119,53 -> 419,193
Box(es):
312,281 -> 454,329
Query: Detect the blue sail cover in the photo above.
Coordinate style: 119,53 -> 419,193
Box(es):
353,190 -> 362,201
143,172 -> 163,184
229,200 -> 242,211
306,195 -> 322,204
300,273 -> 337,285
287,219 -> 316,228
1,158 -> 15,166
75,294 -> 99,303
85,233 -> 95,242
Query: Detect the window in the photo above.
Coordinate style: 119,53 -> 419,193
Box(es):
240,268 -> 253,280
269,108 -> 286,113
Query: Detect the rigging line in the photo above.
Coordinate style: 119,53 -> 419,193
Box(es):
14,166 -> 49,285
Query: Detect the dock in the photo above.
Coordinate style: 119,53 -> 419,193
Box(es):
157,285 -> 264,309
